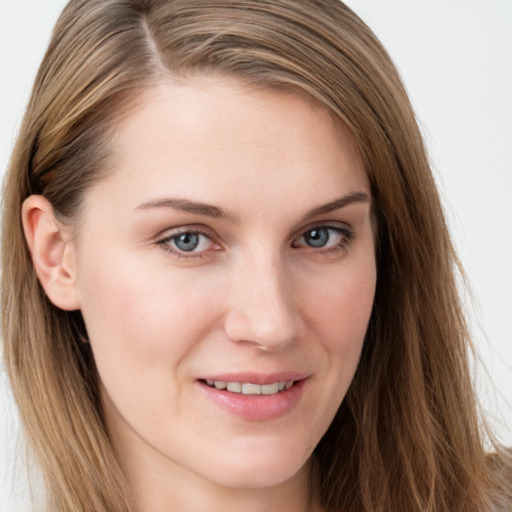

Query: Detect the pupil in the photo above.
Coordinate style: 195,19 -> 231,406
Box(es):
175,233 -> 199,251
305,228 -> 329,247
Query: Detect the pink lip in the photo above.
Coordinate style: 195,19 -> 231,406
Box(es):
200,371 -> 308,385
197,372 -> 308,422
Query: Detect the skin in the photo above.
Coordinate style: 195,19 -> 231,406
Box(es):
24,78 -> 376,512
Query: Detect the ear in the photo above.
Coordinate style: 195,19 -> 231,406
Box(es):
22,195 -> 81,311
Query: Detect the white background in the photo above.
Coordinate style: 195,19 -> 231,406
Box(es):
1,1 -> 511,511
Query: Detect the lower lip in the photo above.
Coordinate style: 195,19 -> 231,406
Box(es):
198,379 -> 306,421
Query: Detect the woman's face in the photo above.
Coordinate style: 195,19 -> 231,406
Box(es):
71,79 -> 376,494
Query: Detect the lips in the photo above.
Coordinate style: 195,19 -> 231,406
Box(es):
198,373 -> 308,421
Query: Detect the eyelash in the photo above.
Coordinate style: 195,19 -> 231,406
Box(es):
157,228 -> 215,259
156,224 -> 355,260
292,225 -> 355,255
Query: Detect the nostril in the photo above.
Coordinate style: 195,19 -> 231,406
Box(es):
223,310 -> 302,350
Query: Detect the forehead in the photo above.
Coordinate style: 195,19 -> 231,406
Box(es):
85,77 -> 369,218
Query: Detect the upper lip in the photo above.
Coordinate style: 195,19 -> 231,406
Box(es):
199,372 -> 309,385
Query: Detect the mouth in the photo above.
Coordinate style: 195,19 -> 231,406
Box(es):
198,374 -> 307,420
198,376 -> 306,421
202,379 -> 296,395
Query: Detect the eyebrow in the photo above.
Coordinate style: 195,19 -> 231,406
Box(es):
136,197 -> 239,222
301,191 -> 370,221
135,191 -> 370,223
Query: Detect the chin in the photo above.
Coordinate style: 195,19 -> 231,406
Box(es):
197,439 -> 312,490
209,464 -> 308,491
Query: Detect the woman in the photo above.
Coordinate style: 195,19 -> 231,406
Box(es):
1,1 -> 511,511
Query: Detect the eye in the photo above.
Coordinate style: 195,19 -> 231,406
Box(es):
157,229 -> 219,258
293,225 -> 353,251
173,232 -> 203,252
302,228 -> 331,248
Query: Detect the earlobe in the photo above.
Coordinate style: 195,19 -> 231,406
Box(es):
22,195 -> 81,311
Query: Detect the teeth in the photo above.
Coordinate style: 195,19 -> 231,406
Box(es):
206,380 -> 294,395
226,382 -> 242,392
262,382 -> 279,395
242,383 -> 261,394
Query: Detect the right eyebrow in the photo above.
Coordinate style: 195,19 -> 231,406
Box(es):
135,197 -> 240,223
301,191 -> 370,222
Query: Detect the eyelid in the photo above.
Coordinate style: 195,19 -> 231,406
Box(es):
291,220 -> 353,242
156,225 -> 222,259
155,223 -> 215,240
291,223 -> 355,253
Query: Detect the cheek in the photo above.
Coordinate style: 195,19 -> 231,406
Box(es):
77,257 -> 226,440
307,257 -> 376,343
304,255 -> 376,389
76,253 -> 217,387
290,257 -> 376,445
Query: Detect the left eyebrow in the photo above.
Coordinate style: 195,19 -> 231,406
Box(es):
301,191 -> 370,221
134,197 -> 239,223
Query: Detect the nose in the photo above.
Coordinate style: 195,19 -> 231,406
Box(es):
223,255 -> 305,350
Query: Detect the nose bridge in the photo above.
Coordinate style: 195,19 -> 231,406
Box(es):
224,248 -> 303,349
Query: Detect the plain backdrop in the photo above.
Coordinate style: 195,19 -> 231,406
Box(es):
1,1 -> 511,511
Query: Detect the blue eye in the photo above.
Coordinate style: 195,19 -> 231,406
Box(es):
294,225 -> 353,251
158,230 -> 216,257
173,232 -> 200,252
303,228 -> 330,248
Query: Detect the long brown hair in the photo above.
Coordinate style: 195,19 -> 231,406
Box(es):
2,1 -> 510,511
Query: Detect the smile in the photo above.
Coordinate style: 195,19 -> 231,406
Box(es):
199,376 -> 306,420
204,380 -> 295,395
